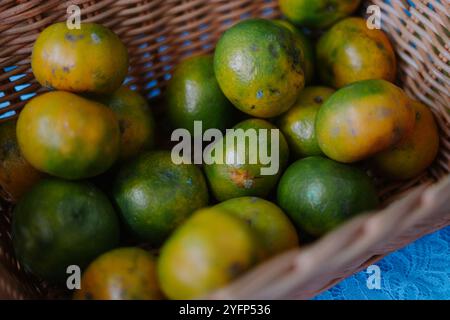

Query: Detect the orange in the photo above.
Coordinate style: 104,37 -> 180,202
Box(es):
0,120 -> 42,202
17,91 -> 120,179
32,22 -> 128,94
372,100 -> 440,180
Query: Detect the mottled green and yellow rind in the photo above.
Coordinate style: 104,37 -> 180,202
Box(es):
214,19 -> 305,118
166,55 -> 235,133
317,17 -> 397,88
280,0 -> 362,29
277,156 -> 379,237
113,151 -> 209,245
158,208 -> 264,300
32,22 -> 128,94
17,91 -> 120,180
278,86 -> 335,158
204,119 -> 289,201
372,100 -> 440,180
12,178 -> 120,282
214,197 -> 299,255
316,79 -> 415,163
74,247 -> 163,300
273,20 -> 315,84
93,86 -> 156,161
0,121 -> 42,202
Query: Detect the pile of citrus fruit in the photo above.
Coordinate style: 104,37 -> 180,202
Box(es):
0,0 -> 440,300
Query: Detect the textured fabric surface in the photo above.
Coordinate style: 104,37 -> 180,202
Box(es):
315,226 -> 450,300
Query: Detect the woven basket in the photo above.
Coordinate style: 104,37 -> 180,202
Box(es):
0,0 -> 449,300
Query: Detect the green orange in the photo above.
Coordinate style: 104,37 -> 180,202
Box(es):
17,91 -> 120,179
280,0 -> 362,29
317,17 -> 397,88
316,79 -> 415,163
32,22 -> 128,94
12,178 -> 120,282
0,120 -> 42,202
214,197 -> 299,255
372,100 -> 440,180
74,247 -> 163,300
273,20 -> 315,84
94,86 -> 156,161
214,19 -> 305,118
158,208 -> 264,299
166,55 -> 235,133
204,119 -> 289,201
278,86 -> 335,158
112,150 -> 209,245
277,156 -> 379,237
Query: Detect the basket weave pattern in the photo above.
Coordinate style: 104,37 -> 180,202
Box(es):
0,0 -> 449,299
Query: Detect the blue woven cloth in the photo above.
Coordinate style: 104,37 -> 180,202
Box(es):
315,226 -> 450,300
